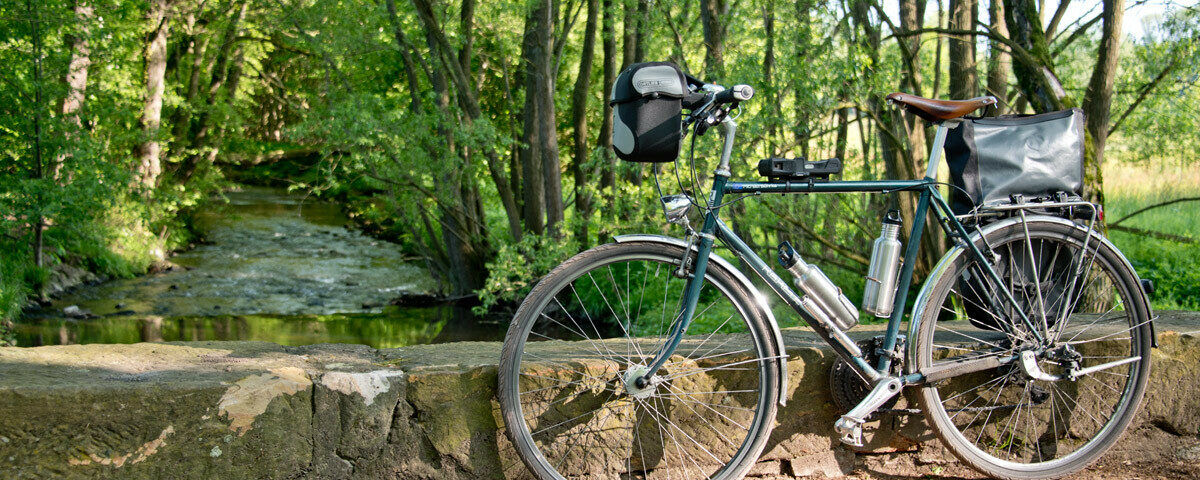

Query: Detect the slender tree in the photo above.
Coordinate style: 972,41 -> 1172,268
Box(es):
571,0 -> 599,245
598,0 -> 618,214
949,0 -> 979,99
1080,0 -> 1125,205
986,0 -> 1011,111
137,0 -> 176,188
699,0 -> 728,78
55,0 -> 93,178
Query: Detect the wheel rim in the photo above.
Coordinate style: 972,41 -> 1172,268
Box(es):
920,228 -> 1148,472
504,251 -> 772,479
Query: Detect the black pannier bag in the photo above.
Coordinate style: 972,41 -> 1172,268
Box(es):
944,108 -> 1087,332
944,108 -> 1086,216
609,62 -> 689,163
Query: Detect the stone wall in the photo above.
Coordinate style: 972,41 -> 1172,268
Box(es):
1,313 -> 1198,479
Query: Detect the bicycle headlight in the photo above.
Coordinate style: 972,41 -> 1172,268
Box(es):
660,194 -> 693,227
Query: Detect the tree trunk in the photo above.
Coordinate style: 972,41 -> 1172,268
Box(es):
410,0 -> 522,243
180,0 -> 247,180
169,19 -> 208,145
418,6 -> 492,296
137,0 -> 173,189
949,0 -> 979,99
632,0 -> 649,63
1080,0 -> 1124,206
385,0 -> 424,114
519,0 -> 553,235
763,1 -> 778,155
28,0 -> 46,268
620,0 -> 637,70
55,0 -> 92,178
1004,0 -> 1067,112
986,0 -> 1010,110
572,0 -> 599,246
598,0 -> 618,218
793,0 -> 813,158
699,0 -> 728,78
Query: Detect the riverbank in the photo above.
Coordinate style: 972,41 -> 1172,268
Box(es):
0,194 -> 192,346
11,187 -> 502,349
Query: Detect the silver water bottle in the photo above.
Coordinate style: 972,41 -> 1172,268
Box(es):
863,210 -> 903,318
778,242 -> 860,330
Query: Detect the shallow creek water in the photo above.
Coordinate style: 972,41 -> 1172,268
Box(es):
17,187 -> 502,348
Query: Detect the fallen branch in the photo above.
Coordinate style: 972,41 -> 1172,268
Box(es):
1109,196 -> 1200,227
1108,225 -> 1196,244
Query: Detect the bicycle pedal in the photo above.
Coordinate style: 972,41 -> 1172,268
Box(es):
834,416 -> 864,447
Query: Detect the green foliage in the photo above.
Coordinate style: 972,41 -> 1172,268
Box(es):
4,0 -> 1200,345
476,233 -> 581,314
1105,164 -> 1200,310
1109,8 -> 1200,166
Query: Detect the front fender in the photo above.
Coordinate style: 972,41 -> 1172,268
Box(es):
613,234 -> 790,406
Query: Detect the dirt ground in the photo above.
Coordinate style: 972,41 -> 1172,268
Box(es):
805,426 -> 1200,479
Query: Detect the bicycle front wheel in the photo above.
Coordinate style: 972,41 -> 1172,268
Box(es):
914,219 -> 1151,479
499,241 -> 780,479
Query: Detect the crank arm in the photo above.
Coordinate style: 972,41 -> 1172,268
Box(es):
834,376 -> 902,447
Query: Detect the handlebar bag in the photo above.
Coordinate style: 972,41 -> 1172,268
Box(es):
609,62 -> 688,163
945,108 -> 1086,215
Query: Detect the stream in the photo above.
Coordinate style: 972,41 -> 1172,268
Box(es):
16,187 -> 503,348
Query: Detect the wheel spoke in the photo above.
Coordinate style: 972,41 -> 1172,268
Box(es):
916,224 -> 1148,474
500,246 -> 774,479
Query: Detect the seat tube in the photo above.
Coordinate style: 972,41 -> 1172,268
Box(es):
878,187 -> 932,373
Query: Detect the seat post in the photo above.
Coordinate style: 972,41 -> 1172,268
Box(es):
924,120 -> 958,180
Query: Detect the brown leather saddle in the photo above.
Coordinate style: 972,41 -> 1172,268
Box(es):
885,93 -> 998,122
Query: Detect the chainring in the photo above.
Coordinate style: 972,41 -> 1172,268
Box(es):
829,336 -> 904,414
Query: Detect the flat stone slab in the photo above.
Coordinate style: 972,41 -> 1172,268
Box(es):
0,312 -> 1197,479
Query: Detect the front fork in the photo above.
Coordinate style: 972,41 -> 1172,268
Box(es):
638,175 -> 730,386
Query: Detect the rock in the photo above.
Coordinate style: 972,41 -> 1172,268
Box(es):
62,305 -> 91,318
1,316 -> 1199,479
1177,444 -> 1200,462
42,263 -> 101,298
147,260 -> 184,274
389,292 -> 446,307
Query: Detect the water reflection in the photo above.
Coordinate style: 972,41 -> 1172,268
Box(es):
16,187 -> 505,348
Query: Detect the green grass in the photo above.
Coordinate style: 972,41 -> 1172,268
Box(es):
1104,163 -> 1200,310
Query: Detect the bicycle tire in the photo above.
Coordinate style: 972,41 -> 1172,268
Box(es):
913,219 -> 1151,479
499,241 -> 780,479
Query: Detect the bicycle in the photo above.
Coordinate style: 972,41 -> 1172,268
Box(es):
498,64 -> 1153,480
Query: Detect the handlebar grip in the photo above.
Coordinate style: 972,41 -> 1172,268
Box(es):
714,84 -> 754,104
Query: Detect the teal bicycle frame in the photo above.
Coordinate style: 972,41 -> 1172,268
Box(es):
640,116 -> 1043,388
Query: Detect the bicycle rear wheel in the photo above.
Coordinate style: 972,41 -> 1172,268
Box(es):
913,219 -> 1151,479
498,241 -> 780,479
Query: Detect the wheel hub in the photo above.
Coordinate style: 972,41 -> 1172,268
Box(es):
622,365 -> 659,399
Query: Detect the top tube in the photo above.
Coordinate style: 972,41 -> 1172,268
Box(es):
724,178 -> 934,195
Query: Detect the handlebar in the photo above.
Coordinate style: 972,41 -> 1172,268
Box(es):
714,84 -> 754,104
683,82 -> 754,136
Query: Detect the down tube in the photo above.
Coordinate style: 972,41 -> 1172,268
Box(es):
714,219 -> 881,381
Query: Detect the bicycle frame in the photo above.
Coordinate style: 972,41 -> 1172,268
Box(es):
642,116 -> 1044,388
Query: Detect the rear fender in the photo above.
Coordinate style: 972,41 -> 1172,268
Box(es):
906,215 -> 1157,374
